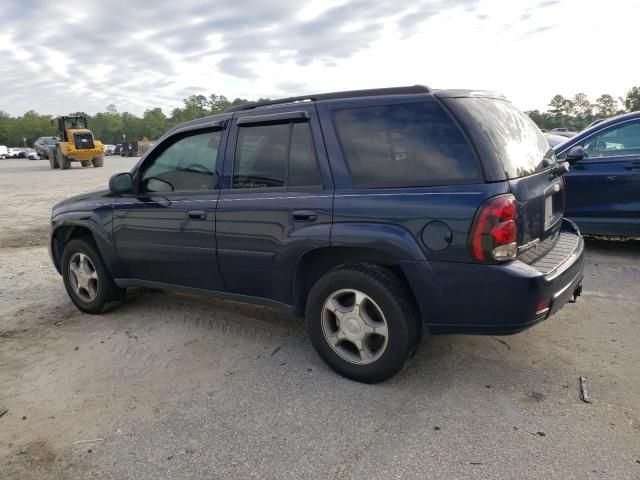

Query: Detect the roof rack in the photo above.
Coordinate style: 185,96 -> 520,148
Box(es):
225,85 -> 430,112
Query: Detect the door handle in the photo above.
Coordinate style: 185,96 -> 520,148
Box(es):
290,210 -> 317,222
187,210 -> 207,220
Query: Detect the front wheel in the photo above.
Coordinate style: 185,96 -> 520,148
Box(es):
57,149 -> 70,169
81,160 -> 92,167
49,152 -> 59,169
92,156 -> 104,167
61,238 -> 126,314
306,263 -> 420,383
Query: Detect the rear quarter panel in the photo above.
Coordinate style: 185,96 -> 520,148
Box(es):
331,184 -> 509,262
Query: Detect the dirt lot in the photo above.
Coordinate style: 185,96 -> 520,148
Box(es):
0,157 -> 639,479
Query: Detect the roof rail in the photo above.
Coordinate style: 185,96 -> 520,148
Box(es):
225,85 -> 430,112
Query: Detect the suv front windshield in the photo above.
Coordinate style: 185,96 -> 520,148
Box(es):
452,97 -> 555,179
44,138 -> 58,145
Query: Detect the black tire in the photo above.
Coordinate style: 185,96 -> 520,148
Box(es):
49,152 -> 59,169
61,238 -> 126,314
306,262 -> 420,383
57,149 -> 71,170
81,160 -> 92,167
92,156 -> 104,167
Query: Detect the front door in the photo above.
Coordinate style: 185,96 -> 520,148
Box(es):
216,106 -> 333,305
113,127 -> 225,291
564,119 -> 640,235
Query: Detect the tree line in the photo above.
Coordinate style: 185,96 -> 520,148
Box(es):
0,94 -> 264,147
2,87 -> 640,148
526,86 -> 640,130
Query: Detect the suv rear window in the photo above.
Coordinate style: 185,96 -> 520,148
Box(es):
333,102 -> 480,188
450,97 -> 554,179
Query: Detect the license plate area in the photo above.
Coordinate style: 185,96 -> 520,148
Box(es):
544,195 -> 554,229
544,180 -> 563,230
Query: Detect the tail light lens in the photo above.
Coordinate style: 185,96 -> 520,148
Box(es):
469,194 -> 518,262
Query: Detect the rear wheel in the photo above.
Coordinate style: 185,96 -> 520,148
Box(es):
81,160 -> 92,167
61,238 -> 126,314
306,262 -> 420,383
92,156 -> 104,167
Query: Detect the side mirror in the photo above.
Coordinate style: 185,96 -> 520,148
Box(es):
109,172 -> 133,194
565,145 -> 584,163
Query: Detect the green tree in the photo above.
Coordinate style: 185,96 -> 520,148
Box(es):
141,108 -> 167,140
89,106 -> 125,144
121,112 -> 144,142
525,109 -> 552,130
572,93 -> 592,123
622,86 -> 640,112
208,94 -> 231,114
595,94 -> 617,118
548,95 -> 567,120
2,110 -> 57,146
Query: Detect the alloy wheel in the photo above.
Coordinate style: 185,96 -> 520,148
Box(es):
321,289 -> 389,365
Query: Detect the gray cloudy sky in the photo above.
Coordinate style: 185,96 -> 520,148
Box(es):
1,0 -> 639,116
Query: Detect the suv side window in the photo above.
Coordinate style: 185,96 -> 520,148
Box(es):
233,121 -> 321,188
140,130 -> 221,193
333,102 -> 480,188
581,121 -> 640,158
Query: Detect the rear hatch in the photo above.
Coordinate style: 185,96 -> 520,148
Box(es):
440,94 -> 565,262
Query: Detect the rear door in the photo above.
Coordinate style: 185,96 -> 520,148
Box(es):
561,119 -> 640,235
216,105 -> 333,305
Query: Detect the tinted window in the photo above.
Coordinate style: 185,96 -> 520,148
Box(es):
140,130 -> 221,193
581,121 -> 640,157
288,122 -> 321,187
233,122 -> 321,188
451,97 -> 554,179
333,102 -> 479,188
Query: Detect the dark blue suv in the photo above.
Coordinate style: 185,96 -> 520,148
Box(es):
553,111 -> 640,236
50,86 -> 584,382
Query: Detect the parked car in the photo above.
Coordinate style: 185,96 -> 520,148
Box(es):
544,132 -> 568,148
34,136 -> 59,159
554,111 -> 640,237
26,148 -> 40,160
0,145 -> 7,159
8,147 -> 25,158
104,144 -> 116,156
114,144 -> 123,155
550,127 -> 577,138
50,86 -> 584,383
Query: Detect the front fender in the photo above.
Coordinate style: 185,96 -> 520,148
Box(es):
50,209 -> 124,277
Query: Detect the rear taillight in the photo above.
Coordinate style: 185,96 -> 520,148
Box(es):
469,194 -> 518,262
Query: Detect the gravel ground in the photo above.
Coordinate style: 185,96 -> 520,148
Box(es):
0,157 -> 639,479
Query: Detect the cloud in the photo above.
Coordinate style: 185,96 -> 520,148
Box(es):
0,0 -> 486,115
0,0 -> 637,116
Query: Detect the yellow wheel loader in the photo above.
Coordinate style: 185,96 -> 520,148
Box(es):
49,115 -> 104,170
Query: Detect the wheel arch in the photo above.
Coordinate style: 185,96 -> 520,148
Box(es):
292,246 -> 421,320
50,216 -> 122,277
